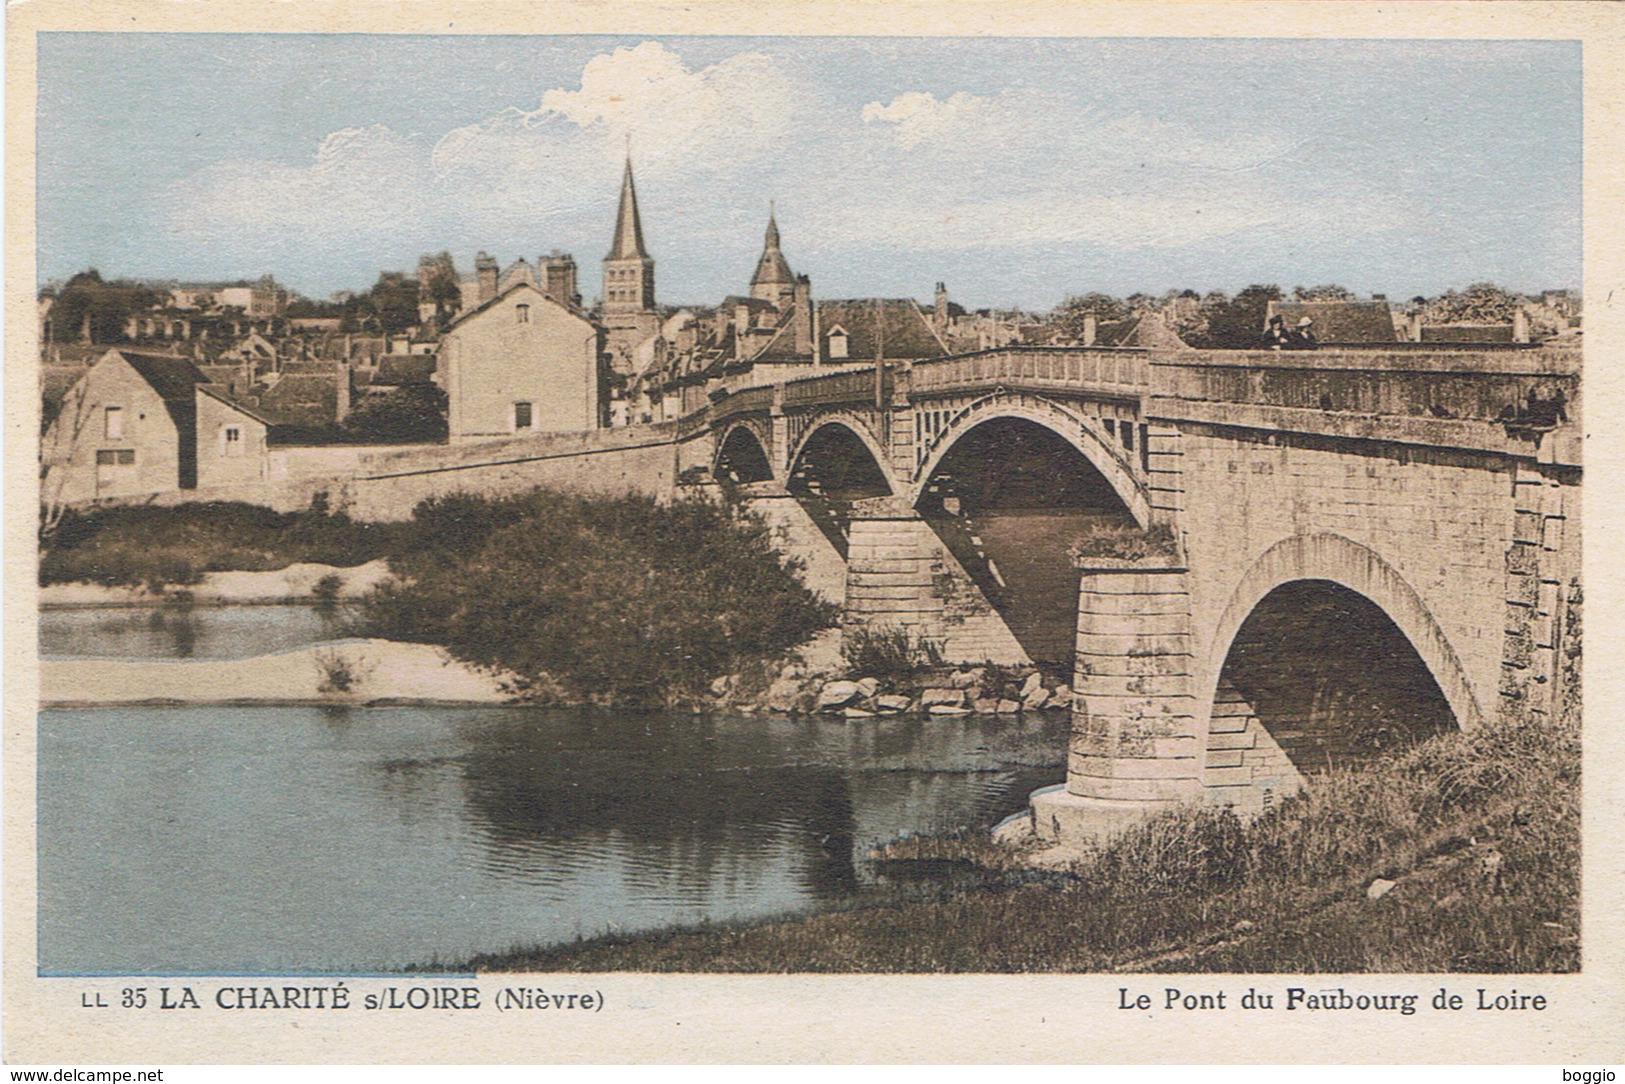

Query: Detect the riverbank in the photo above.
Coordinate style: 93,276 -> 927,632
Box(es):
39,637 -> 512,707
450,714 -> 1579,974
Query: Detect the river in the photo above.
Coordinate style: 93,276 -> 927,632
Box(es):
37,607 -> 1065,976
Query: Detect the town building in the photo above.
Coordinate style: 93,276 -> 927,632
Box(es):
41,349 -> 273,505
438,282 -> 606,442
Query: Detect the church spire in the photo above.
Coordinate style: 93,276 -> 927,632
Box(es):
607,155 -> 649,261
751,204 -> 794,295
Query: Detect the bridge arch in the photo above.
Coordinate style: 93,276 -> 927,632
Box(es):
1199,532 -> 1483,781
908,393 -> 1151,527
787,413 -> 898,492
785,415 -> 897,558
714,421 -> 774,484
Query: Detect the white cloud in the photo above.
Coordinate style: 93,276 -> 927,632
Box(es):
155,42 -> 1382,297
861,91 -> 995,149
434,42 -> 799,183
167,125 -> 428,243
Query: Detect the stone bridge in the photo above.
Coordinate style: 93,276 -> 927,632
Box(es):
694,344 -> 1582,840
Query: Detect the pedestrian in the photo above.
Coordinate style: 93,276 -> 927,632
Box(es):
1288,316 -> 1319,350
1262,313 -> 1290,350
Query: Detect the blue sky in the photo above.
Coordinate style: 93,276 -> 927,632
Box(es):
37,34 -> 1580,310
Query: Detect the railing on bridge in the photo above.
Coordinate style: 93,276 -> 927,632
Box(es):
909,347 -> 1149,400
1152,348 -> 1581,426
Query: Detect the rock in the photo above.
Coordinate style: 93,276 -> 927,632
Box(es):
816,680 -> 863,710
1232,919 -> 1257,934
996,699 -> 1022,714
973,697 -> 1000,714
950,667 -> 986,690
855,677 -> 881,698
928,704 -> 972,716
843,707 -> 875,719
764,675 -> 804,713
1023,688 -> 1050,711
874,694 -> 912,713
1366,878 -> 1397,900
1019,671 -> 1044,699
709,674 -> 735,697
1047,685 -> 1073,708
920,687 -> 965,708
991,812 -> 1035,846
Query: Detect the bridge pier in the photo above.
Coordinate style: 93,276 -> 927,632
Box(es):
1031,553 -> 1203,842
843,496 -> 1027,664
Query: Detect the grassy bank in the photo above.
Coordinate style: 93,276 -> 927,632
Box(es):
41,500 -> 397,589
456,713 -> 1578,973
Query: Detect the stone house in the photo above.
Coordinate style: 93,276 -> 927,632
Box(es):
41,349 -> 272,505
438,282 -> 606,442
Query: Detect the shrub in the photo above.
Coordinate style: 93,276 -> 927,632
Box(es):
1069,521 -> 1178,562
359,489 -> 838,707
314,647 -> 372,694
840,624 -> 946,679
40,500 -> 401,587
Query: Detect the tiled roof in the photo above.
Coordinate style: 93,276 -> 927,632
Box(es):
1269,300 -> 1397,343
256,373 -> 340,427
1420,324 -> 1516,343
373,355 -> 438,385
118,350 -> 211,402
197,384 -> 277,426
815,299 -> 948,361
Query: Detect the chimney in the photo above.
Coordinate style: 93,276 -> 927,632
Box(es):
1410,311 -> 1424,342
543,252 -> 579,309
934,282 -> 949,330
1513,307 -> 1530,343
794,275 -> 813,356
335,359 -> 352,424
476,252 -> 499,304
1083,313 -> 1098,347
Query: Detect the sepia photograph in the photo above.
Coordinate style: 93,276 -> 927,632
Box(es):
7,0 -> 1619,1066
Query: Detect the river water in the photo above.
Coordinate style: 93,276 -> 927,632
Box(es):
40,603 -> 355,661
37,606 -> 1065,976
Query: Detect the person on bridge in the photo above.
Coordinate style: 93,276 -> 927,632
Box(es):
1262,313 -> 1291,350
1288,316 -> 1319,350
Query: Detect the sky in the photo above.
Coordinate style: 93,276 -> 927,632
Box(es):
36,34 -> 1580,311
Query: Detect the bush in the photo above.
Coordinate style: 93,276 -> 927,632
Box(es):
40,500 -> 401,587
1069,522 -> 1178,562
360,489 -> 838,707
840,624 -> 945,679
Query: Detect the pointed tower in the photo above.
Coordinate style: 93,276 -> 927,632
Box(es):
750,207 -> 796,311
603,156 -> 656,317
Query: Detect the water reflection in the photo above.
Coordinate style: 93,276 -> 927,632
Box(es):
39,705 -> 1065,975
40,603 -> 357,660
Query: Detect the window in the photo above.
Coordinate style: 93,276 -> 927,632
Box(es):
104,406 -> 124,439
95,449 -> 135,466
514,401 -> 534,430
827,326 -> 849,360
516,303 -> 530,324
223,426 -> 244,456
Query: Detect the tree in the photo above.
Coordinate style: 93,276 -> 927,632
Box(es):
342,384 -> 448,444
1293,284 -> 1356,302
43,269 -> 161,344
1425,282 -> 1523,325
1187,284 -> 1282,349
357,272 -> 421,336
1052,291 -> 1128,341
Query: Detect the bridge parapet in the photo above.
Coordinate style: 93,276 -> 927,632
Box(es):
909,346 -> 1149,402
1148,347 -> 1581,465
